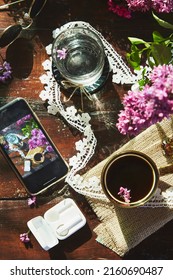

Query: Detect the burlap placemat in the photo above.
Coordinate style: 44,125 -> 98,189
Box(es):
84,117 -> 173,257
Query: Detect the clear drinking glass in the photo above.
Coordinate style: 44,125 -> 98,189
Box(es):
51,27 -> 105,86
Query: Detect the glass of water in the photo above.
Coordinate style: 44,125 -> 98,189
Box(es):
51,27 -> 105,86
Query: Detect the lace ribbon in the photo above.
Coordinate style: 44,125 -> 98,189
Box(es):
39,21 -> 173,207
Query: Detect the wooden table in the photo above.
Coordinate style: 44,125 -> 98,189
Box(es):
0,0 -> 173,260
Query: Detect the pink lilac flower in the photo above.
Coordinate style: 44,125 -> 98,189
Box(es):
124,0 -> 173,13
46,145 -> 54,152
116,65 -> 173,136
28,128 -> 49,149
0,61 -> 12,83
28,196 -> 36,206
108,0 -> 132,18
20,232 -> 30,243
16,114 -> 32,126
151,0 -> 173,13
118,186 -> 131,203
126,0 -> 151,11
57,48 -> 67,60
31,128 -> 39,136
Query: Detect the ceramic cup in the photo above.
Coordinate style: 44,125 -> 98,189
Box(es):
51,27 -> 105,86
101,151 -> 160,208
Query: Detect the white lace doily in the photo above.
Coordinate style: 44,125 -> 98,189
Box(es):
39,21 -> 173,208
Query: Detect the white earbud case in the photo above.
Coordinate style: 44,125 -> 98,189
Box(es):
27,198 -> 86,250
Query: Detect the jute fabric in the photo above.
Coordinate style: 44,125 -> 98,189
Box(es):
84,117 -> 173,256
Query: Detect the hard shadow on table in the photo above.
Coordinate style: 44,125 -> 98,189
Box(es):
6,38 -> 34,79
124,219 -> 173,260
49,223 -> 92,260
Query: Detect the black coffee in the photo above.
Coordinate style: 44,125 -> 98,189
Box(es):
105,155 -> 155,202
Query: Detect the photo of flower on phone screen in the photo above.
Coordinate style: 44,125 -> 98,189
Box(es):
0,114 -> 59,177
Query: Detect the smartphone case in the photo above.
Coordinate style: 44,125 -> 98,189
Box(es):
27,198 -> 86,251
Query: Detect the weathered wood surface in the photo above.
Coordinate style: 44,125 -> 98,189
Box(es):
0,0 -> 173,260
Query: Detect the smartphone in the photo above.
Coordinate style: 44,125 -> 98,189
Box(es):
0,98 -> 69,195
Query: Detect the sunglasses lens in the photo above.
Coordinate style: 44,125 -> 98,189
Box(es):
0,25 -> 22,48
29,0 -> 47,19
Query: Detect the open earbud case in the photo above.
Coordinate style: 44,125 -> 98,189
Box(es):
27,198 -> 86,250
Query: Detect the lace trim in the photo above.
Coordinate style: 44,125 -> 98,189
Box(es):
39,21 -> 173,207
143,187 -> 173,208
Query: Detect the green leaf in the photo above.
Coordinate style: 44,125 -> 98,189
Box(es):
152,12 -> 173,30
151,43 -> 172,65
128,37 -> 147,45
128,60 -> 141,69
128,44 -> 141,60
31,120 -> 38,129
126,52 -> 141,69
127,46 -> 141,60
152,31 -> 164,43
130,44 -> 140,53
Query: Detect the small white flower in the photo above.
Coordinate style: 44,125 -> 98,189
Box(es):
81,112 -> 91,124
75,140 -> 85,152
39,74 -> 49,84
52,28 -> 61,39
45,44 -> 52,55
47,104 -> 59,115
66,106 -> 77,117
69,155 -> 79,167
42,59 -> 51,70
39,90 -> 48,101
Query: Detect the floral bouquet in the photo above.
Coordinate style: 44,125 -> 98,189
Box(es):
116,14 -> 173,136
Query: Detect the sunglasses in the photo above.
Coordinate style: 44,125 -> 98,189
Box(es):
0,0 -> 47,48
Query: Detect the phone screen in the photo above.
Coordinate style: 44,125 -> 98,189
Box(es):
0,98 -> 68,194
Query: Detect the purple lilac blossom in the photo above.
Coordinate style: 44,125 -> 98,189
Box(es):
16,114 -> 32,126
126,0 -> 151,11
116,65 -> 173,136
19,232 -> 30,243
151,0 -> 173,13
0,61 -> 12,83
108,0 -> 173,17
108,0 -> 132,18
28,196 -> 36,206
46,145 -> 54,152
125,0 -> 173,13
28,128 -> 49,149
118,187 -> 131,203
57,48 -> 67,60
